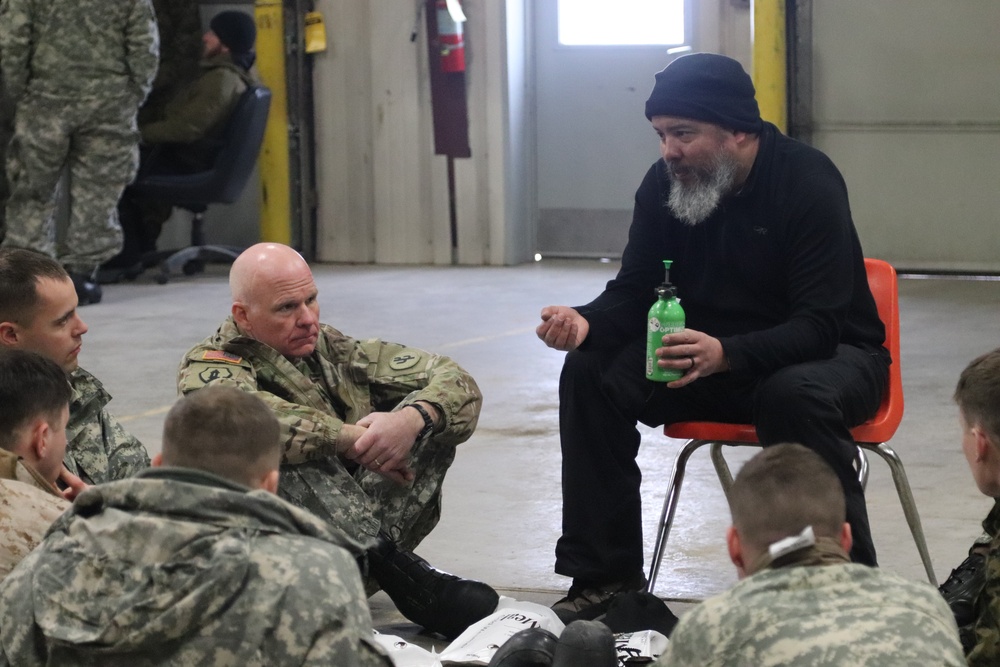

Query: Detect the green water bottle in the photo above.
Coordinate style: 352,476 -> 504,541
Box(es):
646,260 -> 686,382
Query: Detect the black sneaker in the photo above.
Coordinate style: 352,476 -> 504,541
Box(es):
551,572 -> 647,624
939,549 -> 987,627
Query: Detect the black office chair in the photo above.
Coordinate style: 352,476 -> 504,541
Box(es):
128,85 -> 272,284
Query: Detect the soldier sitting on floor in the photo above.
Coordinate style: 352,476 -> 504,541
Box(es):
655,443 -> 965,667
0,249 -> 150,485
0,349 -> 85,580
177,242 -> 498,640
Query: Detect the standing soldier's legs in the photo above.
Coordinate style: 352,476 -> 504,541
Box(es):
0,88 -> 15,237
60,100 -> 140,274
0,98 -> 72,257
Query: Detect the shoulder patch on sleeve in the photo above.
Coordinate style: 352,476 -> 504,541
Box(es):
202,350 -> 243,364
388,351 -> 422,371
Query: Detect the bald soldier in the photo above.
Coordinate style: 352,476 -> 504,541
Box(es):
656,444 -> 964,666
177,243 -> 498,640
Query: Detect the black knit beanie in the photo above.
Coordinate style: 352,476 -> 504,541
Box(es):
210,11 -> 257,55
644,53 -> 762,133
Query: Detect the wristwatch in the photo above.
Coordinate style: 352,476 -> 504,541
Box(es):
408,403 -> 435,444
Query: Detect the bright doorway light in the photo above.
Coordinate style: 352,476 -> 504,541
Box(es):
558,0 -> 686,47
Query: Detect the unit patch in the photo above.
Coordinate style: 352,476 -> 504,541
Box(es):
389,352 -> 421,371
198,366 -> 234,384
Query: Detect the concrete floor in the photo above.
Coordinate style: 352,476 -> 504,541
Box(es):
80,258 -> 1000,648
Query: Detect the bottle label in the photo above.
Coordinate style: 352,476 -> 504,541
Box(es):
649,320 -> 684,334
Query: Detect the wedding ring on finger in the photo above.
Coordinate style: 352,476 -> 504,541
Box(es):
687,357 -> 695,370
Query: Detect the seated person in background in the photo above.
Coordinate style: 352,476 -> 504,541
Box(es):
177,242 -> 498,640
0,386 -> 394,666
953,347 -> 1000,664
656,443 -> 964,666
138,0 -> 203,125
0,249 -> 150,484
104,10 -> 260,275
0,349 -> 78,580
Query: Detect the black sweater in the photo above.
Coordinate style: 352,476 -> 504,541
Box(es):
577,122 -> 886,376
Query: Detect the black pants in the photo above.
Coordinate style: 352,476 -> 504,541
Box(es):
555,337 -> 890,584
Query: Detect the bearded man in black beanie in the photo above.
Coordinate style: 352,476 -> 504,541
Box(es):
536,52 -> 890,623
101,10 -> 260,278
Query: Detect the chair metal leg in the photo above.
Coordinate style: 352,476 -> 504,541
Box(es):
647,439 -> 712,593
861,442 -> 937,586
855,447 -> 870,490
710,443 -> 735,500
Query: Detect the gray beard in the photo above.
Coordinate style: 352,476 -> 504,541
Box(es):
665,153 -> 740,226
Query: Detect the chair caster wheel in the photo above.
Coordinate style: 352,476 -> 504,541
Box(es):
155,273 -> 170,285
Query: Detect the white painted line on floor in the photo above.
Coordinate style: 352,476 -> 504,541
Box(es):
437,327 -> 535,350
118,405 -> 172,423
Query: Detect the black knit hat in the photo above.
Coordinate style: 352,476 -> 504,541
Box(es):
210,11 -> 257,55
644,53 -> 762,133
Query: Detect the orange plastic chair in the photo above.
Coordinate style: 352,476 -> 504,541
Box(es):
646,258 -> 936,592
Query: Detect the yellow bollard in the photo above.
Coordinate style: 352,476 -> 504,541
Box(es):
254,0 -> 292,244
751,0 -> 787,134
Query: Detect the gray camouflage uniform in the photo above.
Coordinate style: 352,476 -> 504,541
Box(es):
0,467 -> 393,666
66,368 -> 150,484
656,563 -> 965,666
0,69 -> 12,236
177,317 -> 482,552
0,0 -> 158,273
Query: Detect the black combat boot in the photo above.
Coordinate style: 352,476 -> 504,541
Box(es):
488,628 -> 557,667
367,532 -> 499,640
68,271 -> 102,305
939,546 -> 988,629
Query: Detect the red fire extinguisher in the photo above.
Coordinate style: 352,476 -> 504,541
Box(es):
436,0 -> 465,73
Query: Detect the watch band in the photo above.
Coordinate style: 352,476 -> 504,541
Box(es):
408,403 -> 435,443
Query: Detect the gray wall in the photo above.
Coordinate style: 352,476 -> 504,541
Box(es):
533,0 -> 1000,270
810,1 -> 1000,272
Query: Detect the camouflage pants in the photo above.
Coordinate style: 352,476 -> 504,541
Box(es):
1,92 -> 140,273
278,436 -> 457,555
0,91 -> 13,237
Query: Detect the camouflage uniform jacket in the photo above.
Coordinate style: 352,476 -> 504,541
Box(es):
0,451 -> 67,581
968,499 -> 1000,666
0,0 -> 158,102
66,368 -> 150,485
177,317 -> 482,467
0,468 -> 393,666
177,317 -> 481,546
656,563 -> 965,666
140,53 -> 259,145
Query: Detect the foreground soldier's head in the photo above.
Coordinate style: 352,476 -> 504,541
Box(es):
154,385 -> 281,491
726,443 -> 852,579
229,243 -> 320,359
